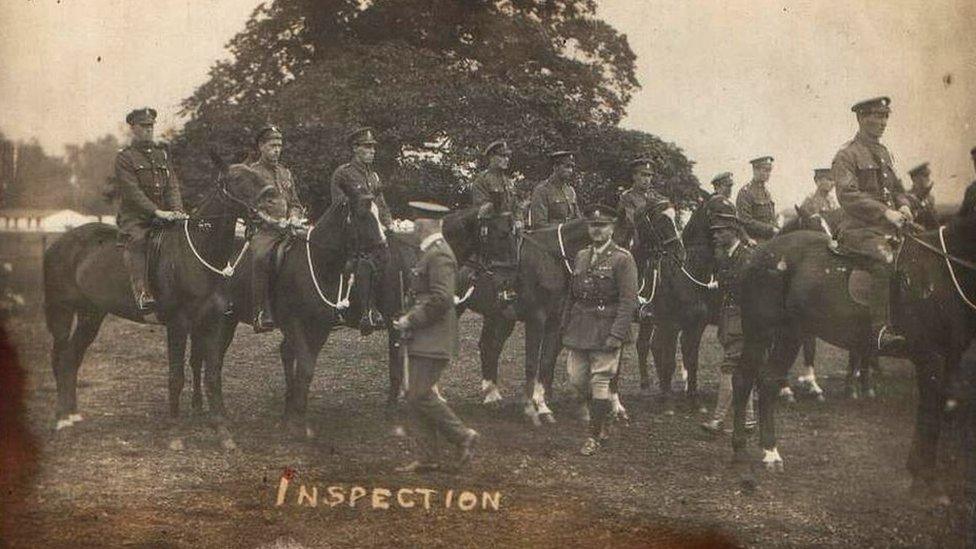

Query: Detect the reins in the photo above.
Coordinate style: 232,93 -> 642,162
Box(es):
903,226 -> 976,312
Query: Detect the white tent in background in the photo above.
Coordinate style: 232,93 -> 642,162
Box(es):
0,209 -> 114,232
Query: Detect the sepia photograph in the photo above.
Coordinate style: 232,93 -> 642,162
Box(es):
1,0 -> 975,547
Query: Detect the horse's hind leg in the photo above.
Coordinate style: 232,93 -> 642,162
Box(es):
861,354 -> 878,398
651,323 -> 678,414
65,311 -> 106,416
908,352 -> 945,491
797,335 -> 824,401
280,337 -> 296,420
189,333 -> 205,415
636,320 -> 654,393
47,303 -> 75,428
681,323 -> 707,413
757,329 -> 801,471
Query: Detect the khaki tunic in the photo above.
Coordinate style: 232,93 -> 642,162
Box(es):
329,160 -> 392,227
471,170 -> 517,213
735,181 -> 777,240
114,141 -> 183,233
528,176 -> 579,229
562,243 -> 638,350
248,160 -> 304,220
403,236 -> 459,360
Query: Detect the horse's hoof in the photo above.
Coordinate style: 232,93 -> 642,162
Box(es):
540,412 -> 556,425
815,393 -> 826,403
305,426 -> 316,440
221,437 -> 238,451
945,399 -> 959,413
483,388 -> 503,405
68,413 -> 84,424
762,448 -> 784,471
168,438 -> 185,451
663,409 -> 675,417
391,425 -> 407,438
54,418 -> 74,431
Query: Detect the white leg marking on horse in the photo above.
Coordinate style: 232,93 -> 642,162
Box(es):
776,258 -> 788,271
55,418 -> 73,431
481,379 -> 492,392
484,386 -> 503,405
779,386 -> 794,398
611,393 -> 626,415
68,413 -> 84,424
433,385 -> 447,403
763,447 -> 784,470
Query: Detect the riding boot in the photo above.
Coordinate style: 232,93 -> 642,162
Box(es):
589,398 -> 611,441
867,264 -> 905,352
358,258 -> 385,336
252,245 -> 275,333
123,242 -> 154,312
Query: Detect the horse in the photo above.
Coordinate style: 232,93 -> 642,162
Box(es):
192,196 -> 402,438
631,200 -> 717,414
444,212 -> 593,426
777,206 -> 878,401
731,215 -> 976,492
42,161 -> 269,447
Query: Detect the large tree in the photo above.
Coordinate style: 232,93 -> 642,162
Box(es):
175,0 -> 693,214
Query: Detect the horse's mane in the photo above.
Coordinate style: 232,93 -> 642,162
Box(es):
309,201 -> 351,255
942,214 -> 976,260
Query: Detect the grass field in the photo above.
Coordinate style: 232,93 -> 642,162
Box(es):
0,310 -> 967,547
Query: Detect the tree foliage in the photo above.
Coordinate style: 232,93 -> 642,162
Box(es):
174,0 -> 693,214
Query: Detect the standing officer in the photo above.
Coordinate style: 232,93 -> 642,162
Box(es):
959,147 -> 976,217
832,96 -> 912,351
905,163 -> 938,229
562,204 -> 638,456
700,211 -> 756,433
330,126 -> 391,333
528,150 -> 580,229
248,126 -> 306,332
393,201 -> 479,472
800,168 -> 840,217
617,157 -> 674,246
736,156 -> 779,241
114,107 -> 187,313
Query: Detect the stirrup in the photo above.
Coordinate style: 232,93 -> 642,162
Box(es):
135,292 -> 156,312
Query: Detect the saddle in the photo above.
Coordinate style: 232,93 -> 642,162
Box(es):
825,239 -> 875,307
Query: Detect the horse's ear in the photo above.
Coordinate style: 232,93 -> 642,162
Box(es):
794,204 -> 805,217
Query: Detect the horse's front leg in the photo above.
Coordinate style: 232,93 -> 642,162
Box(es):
166,317 -> 190,419
522,311 -> 546,427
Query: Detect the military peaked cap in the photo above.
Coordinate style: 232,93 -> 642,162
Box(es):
582,203 -> 617,224
408,200 -> 451,219
548,150 -> 574,162
813,168 -> 833,179
749,156 -> 774,166
256,125 -> 283,145
709,212 -> 740,231
126,107 -> 157,125
630,156 -> 653,171
347,127 -> 378,146
851,96 -> 891,114
711,172 -> 733,186
908,163 -> 930,177
970,146 -> 976,157
484,140 -> 512,157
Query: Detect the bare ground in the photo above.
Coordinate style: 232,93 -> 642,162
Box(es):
0,312 -> 967,548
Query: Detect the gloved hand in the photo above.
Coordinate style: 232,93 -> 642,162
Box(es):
154,210 -> 188,222
393,316 -> 410,331
883,208 -> 907,228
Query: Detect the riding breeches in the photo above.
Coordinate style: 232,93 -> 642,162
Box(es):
252,228 -> 286,314
566,348 -> 620,401
118,219 -> 152,298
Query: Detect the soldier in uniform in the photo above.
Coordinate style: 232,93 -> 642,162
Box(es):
905,163 -> 938,229
736,156 -> 780,241
800,168 -> 840,217
683,172 -> 749,252
392,201 -> 479,472
470,140 -> 520,263
562,204 -> 638,456
832,96 -> 912,351
527,150 -> 580,229
959,147 -> 976,217
617,156 -> 674,247
114,107 -> 187,312
330,127 -> 392,334
248,126 -> 307,332
700,212 -> 756,433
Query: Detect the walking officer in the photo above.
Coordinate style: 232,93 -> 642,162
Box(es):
248,125 -> 307,332
330,126 -> 392,334
114,107 -> 187,313
562,204 -> 638,456
393,201 -> 479,472
736,156 -> 779,241
832,96 -> 912,351
528,150 -> 580,229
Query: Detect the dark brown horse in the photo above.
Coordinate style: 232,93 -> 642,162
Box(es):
732,215 -> 976,492
632,201 -> 717,414
194,197 -> 402,438
445,215 -> 593,426
42,163 -> 269,447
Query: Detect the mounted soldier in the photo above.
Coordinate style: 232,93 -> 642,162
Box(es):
832,96 -> 913,352
617,156 -> 674,247
905,162 -> 938,229
736,156 -> 780,242
247,125 -> 307,332
959,147 -> 976,217
527,150 -> 580,229
562,204 -> 638,456
330,126 -> 392,334
800,168 -> 840,217
114,107 -> 187,313
463,140 -> 521,306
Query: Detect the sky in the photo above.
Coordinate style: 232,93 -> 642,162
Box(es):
1,0 -> 974,208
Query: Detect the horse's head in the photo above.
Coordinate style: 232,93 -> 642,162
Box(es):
312,196 -> 387,257
634,202 -> 684,260
216,164 -> 276,219
442,205 -> 481,263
